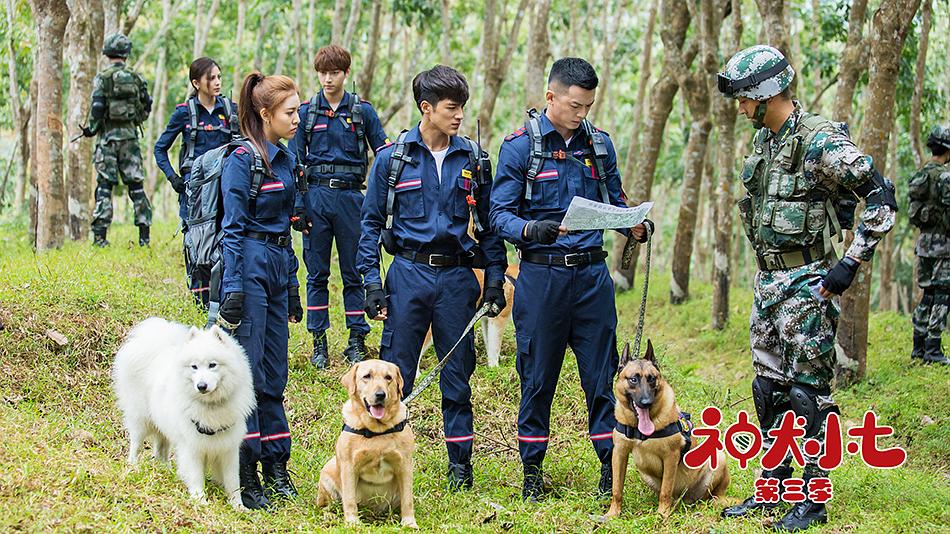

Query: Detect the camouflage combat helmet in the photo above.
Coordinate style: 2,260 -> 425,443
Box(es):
927,125 -> 950,151
102,33 -> 133,58
717,45 -> 795,100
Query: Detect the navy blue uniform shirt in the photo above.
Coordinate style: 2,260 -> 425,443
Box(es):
357,124 -> 507,287
154,95 -> 236,178
221,140 -> 300,294
490,110 -> 629,252
288,91 -> 389,176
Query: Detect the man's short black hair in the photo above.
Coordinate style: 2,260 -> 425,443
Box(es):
548,57 -> 599,91
412,65 -> 469,112
929,142 -> 950,157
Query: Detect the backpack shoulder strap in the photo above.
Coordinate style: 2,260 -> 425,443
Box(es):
222,98 -> 240,139
385,130 -> 413,230
183,98 -> 199,168
463,136 -> 486,233
582,119 -> 610,203
302,92 -> 322,160
350,91 -> 367,165
524,110 -> 545,201
230,140 -> 267,200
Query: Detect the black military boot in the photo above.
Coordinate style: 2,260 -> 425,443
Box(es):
310,332 -> 329,369
92,228 -> 109,248
343,333 -> 367,364
522,464 -> 544,503
773,476 -> 827,532
923,337 -> 950,365
598,460 -> 612,496
138,225 -> 150,247
261,460 -> 298,501
446,462 -> 473,491
912,333 -> 926,360
239,450 -> 273,510
722,465 -> 793,518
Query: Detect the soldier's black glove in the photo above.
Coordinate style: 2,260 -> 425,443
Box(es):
481,280 -> 506,318
633,218 -> 655,243
288,286 -> 303,323
168,173 -> 186,195
217,292 -> 245,329
81,125 -> 96,138
524,220 -> 561,244
364,284 -> 386,319
821,256 -> 860,295
290,206 -> 311,233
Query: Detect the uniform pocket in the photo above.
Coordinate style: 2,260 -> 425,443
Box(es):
254,181 -> 289,219
768,201 -> 808,234
455,175 -> 474,219
394,179 -> 425,219
741,154 -> 766,195
380,329 -> 394,349
516,333 -> 531,356
529,165 -> 560,209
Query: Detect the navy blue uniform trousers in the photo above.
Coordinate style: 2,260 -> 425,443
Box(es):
379,256 -> 479,464
233,238 -> 292,463
302,185 -> 369,336
514,260 -> 618,467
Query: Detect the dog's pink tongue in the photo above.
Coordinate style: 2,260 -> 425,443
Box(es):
635,406 -> 655,436
369,405 -> 385,419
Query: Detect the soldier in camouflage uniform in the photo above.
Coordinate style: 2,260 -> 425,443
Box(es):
81,34 -> 153,247
717,46 -> 897,531
908,126 -> 950,365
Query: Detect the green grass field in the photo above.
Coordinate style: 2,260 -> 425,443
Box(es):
0,222 -> 948,532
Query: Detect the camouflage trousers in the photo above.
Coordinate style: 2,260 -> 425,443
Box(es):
91,138 -> 152,233
912,257 -> 950,340
750,280 -> 839,479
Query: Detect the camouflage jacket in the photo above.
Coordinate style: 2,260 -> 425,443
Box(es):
912,161 -> 950,258
89,61 -> 150,143
743,103 -> 896,308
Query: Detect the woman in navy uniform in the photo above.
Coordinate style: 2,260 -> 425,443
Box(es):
216,72 -> 304,510
154,57 -> 239,308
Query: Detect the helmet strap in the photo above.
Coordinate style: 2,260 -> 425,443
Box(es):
752,99 -> 768,129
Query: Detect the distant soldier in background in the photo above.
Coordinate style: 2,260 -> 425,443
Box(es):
81,33 -> 153,247
908,125 -> 950,365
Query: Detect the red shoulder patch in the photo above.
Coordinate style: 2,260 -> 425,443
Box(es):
234,147 -> 248,155
176,102 -> 187,108
375,141 -> 394,154
360,99 -> 371,105
301,100 -> 309,105
504,127 -> 527,142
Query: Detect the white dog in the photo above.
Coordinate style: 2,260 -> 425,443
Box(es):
113,317 -> 255,509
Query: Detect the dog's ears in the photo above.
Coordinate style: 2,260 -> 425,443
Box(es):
341,363 -> 359,397
644,339 -> 658,368
619,342 -> 631,367
208,324 -> 227,343
395,365 -> 404,397
188,326 -> 201,339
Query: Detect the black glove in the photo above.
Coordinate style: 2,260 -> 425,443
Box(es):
481,280 -> 506,318
364,284 -> 386,318
81,125 -> 96,138
217,292 -> 245,329
524,220 -> 561,244
168,173 -> 186,195
821,257 -> 860,295
634,218 -> 655,243
291,206 -> 310,233
288,286 -> 303,323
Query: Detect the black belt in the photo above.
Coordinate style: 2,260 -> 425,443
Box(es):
397,250 -> 474,267
245,231 -> 291,247
756,242 -> 826,271
308,178 -> 365,190
519,248 -> 607,267
305,163 -> 366,177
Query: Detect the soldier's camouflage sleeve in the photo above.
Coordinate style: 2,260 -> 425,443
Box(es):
88,74 -> 105,134
804,130 -> 896,262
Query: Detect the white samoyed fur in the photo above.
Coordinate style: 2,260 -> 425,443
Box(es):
113,317 -> 255,509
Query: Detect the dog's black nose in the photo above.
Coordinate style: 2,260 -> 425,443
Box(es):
638,398 -> 653,409
197,382 -> 208,392
374,390 -> 386,402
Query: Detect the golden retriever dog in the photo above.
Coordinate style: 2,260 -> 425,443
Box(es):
317,360 -> 417,528
607,340 -> 729,518
420,264 -> 519,367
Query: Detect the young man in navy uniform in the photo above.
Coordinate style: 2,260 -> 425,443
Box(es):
490,57 -> 652,501
289,45 -> 390,369
357,65 -> 507,490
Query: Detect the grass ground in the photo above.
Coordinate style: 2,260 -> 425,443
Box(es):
0,221 -> 948,532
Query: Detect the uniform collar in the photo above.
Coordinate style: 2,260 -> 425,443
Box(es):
318,90 -> 350,110
767,101 -> 803,144
193,95 -> 227,113
265,140 -> 290,163
404,123 -> 469,154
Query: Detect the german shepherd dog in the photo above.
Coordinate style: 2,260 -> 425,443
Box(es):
607,340 -> 729,518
